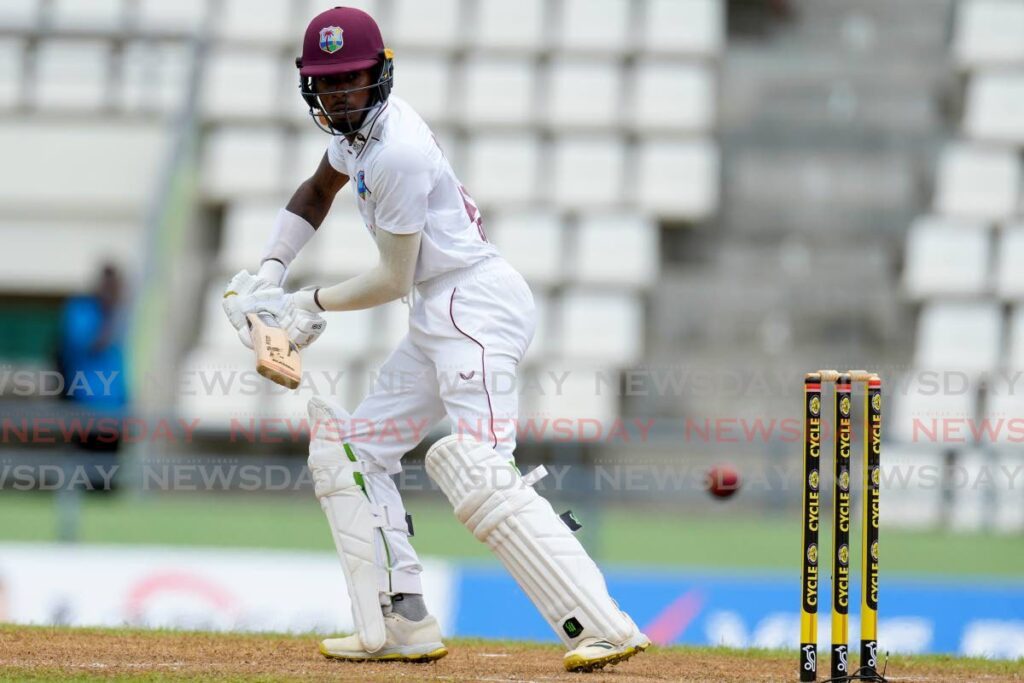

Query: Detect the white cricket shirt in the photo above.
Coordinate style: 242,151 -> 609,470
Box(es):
326,95 -> 499,284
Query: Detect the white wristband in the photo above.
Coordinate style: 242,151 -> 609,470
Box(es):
259,208 -> 316,283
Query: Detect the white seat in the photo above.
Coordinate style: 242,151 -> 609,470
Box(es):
631,60 -> 714,132
0,0 -> 39,30
557,0 -> 631,54
521,364 -> 620,431
994,452 -> 1024,532
558,290 -> 643,365
390,0 -> 461,51
471,0 -> 547,52
642,0 -> 724,56
889,372 -> 980,444
544,58 -> 621,129
219,202 -> 316,280
461,58 -> 535,127
0,220 -> 137,293
573,213 -> 659,288
951,450 -> 992,532
215,0 -> 294,45
636,138 -> 720,220
0,39 -> 24,109
0,121 -> 163,213
551,137 -> 625,209
914,301 -> 1003,375
292,131 -> 331,179
312,201 -> 379,280
202,127 -> 287,200
464,134 -> 541,206
934,144 -> 1021,220
901,216 -> 991,299
489,211 -> 565,287
995,223 -> 1024,300
321,308 -> 376,363
201,50 -> 281,120
50,0 -> 123,31
177,349 -> 277,432
120,42 -> 192,114
984,372 -> 1024,445
392,55 -> 452,123
136,0 -> 208,34
954,0 -> 1024,67
964,71 -> 1024,146
880,445 -> 947,529
33,40 -> 109,112
1005,305 -> 1024,368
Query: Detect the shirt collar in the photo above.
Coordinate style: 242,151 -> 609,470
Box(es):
341,100 -> 390,158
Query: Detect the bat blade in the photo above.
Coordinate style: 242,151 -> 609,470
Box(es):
246,312 -> 301,390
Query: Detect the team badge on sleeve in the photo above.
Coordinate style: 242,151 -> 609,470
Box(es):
319,26 -> 344,54
357,170 -> 370,199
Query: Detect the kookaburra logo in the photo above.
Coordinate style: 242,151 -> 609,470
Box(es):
866,641 -> 878,668
802,645 -> 816,671
836,646 -> 848,672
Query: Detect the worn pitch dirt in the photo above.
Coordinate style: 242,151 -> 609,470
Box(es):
1,627 -> 1021,682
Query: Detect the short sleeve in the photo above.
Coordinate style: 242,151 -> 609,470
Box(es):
326,136 -> 348,174
370,144 -> 433,235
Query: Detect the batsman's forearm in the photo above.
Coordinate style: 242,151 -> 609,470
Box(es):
286,179 -> 335,228
294,267 -> 408,312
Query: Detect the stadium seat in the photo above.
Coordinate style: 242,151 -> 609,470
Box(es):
950,450 -> 992,532
636,138 -> 720,220
995,223 -> 1024,300
558,290 -> 644,365
464,133 -> 541,206
557,0 -> 631,54
573,213 -> 659,289
879,446 -> 946,529
33,40 -> 109,112
323,307 -> 376,363
551,137 -> 625,209
0,121 -> 163,213
50,0 -> 124,31
964,71 -> 1024,145
120,42 -> 192,114
0,0 -> 39,30
311,201 -> 380,280
177,349 -> 277,433
202,127 -> 288,200
136,0 -> 208,34
642,0 -> 725,56
392,53 -> 452,124
489,210 -> 565,287
521,364 -> 620,431
1005,305 -> 1024,369
471,0 -> 547,52
390,0 -> 461,51
631,60 -> 715,132
219,202 -> 317,281
914,301 -> 1003,375
544,58 -> 622,129
994,452 -> 1024,532
461,58 -> 535,127
0,220 -> 137,293
215,0 -> 295,45
984,372 -> 1024,447
0,39 -> 23,109
901,216 -> 991,299
201,50 -> 281,120
934,144 -> 1021,220
954,0 -> 1024,67
292,131 -> 332,178
889,372 -> 980,445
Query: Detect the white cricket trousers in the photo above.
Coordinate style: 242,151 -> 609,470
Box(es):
338,256 -> 535,595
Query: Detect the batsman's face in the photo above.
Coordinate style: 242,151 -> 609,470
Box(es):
315,69 -> 374,126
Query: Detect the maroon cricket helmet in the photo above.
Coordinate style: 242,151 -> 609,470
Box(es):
296,6 -> 395,134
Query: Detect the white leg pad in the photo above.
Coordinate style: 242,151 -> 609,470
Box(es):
425,434 -> 639,648
308,397 -> 387,653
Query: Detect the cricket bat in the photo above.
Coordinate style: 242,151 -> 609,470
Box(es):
246,311 -> 301,390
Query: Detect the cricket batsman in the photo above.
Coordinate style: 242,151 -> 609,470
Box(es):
221,6 -> 649,672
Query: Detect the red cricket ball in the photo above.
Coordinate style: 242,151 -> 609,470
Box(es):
706,465 -> 741,499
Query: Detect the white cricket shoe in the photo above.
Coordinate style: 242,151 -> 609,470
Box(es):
319,613 -> 448,663
563,632 -> 651,672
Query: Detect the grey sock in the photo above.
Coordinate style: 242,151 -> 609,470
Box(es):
390,593 -> 428,621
